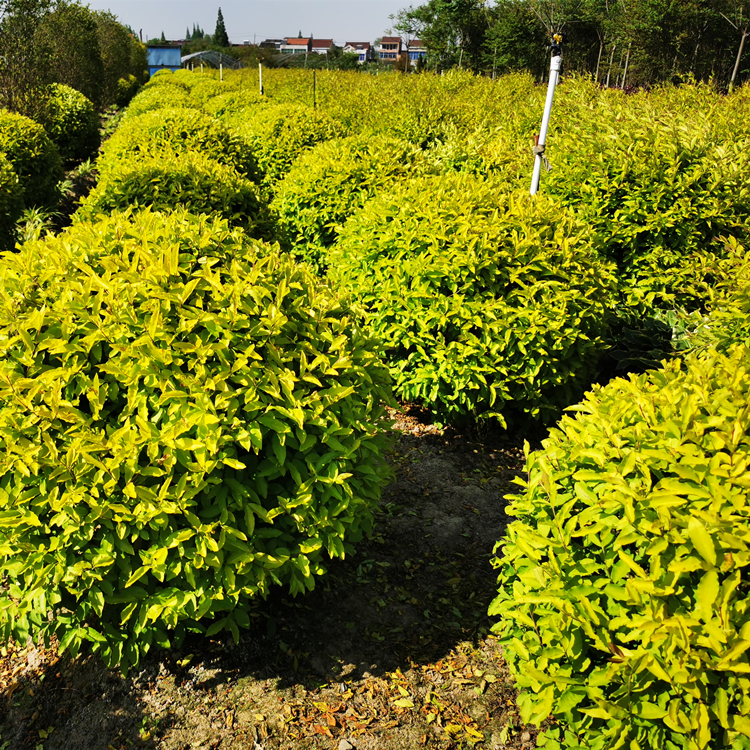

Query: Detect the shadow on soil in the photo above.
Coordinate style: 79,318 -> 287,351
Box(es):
184,426 -> 525,691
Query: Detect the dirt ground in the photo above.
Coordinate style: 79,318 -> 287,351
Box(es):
0,406 -> 543,750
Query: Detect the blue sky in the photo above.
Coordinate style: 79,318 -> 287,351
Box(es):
85,0 -> 409,45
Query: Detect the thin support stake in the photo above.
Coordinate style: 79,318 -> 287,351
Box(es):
259,62 -> 264,95
530,54 -> 562,196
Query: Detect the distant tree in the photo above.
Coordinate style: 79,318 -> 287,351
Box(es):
226,43 -> 276,67
185,26 -> 191,41
95,10 -> 145,105
322,43 -> 360,70
394,51 -> 410,71
160,30 -> 166,42
525,0 -> 585,35
129,32 -> 148,83
0,0 -> 54,119
36,0 -> 104,107
337,51 -> 361,70
720,0 -> 750,88
483,0 -> 546,78
390,0 -> 490,71
214,7 -> 229,47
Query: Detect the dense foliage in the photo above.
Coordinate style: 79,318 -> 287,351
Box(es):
83,69 -> 750,429
0,108 -> 62,207
2,65 -> 750,720
0,208 -> 392,674
272,135 -> 430,265
392,0 -> 750,88
123,84 -> 201,120
548,80 -> 750,312
99,107 -> 258,180
490,343 -> 750,750
230,103 -> 343,188
76,152 -> 272,239
42,83 -> 100,165
0,152 -> 23,250
0,0 -> 146,120
37,0 -> 105,108
331,177 -> 618,426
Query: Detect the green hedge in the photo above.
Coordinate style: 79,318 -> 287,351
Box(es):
689,237 -> 750,354
75,151 -> 273,239
231,103 -> 343,187
0,207 -> 393,675
101,107 -> 257,180
123,78 -> 202,121
188,78 -> 237,102
43,83 -> 101,165
205,91 -> 266,118
490,343 -> 750,750
116,74 -> 140,107
0,152 -> 23,251
272,134 -> 430,267
0,109 -> 63,208
331,176 -> 619,426
549,79 -> 750,312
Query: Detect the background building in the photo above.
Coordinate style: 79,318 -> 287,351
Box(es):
379,36 -> 401,61
344,42 -> 374,64
146,45 -> 182,76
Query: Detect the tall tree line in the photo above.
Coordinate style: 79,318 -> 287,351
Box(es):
0,0 -> 148,120
391,0 -> 750,87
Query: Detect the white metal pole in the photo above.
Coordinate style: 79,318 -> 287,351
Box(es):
259,62 -> 263,95
220,63 -> 223,81
530,53 -> 562,197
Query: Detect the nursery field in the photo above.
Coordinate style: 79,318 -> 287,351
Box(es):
0,66 -> 749,750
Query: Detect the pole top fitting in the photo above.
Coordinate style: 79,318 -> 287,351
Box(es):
548,31 -> 565,58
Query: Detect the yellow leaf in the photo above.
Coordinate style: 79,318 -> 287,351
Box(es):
393,698 -> 414,708
688,518 -> 716,567
696,703 -> 710,749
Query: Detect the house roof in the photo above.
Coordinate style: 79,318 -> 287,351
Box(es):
381,36 -> 401,44
311,38 -> 333,47
410,39 -> 425,48
284,37 -> 310,45
345,42 -> 371,50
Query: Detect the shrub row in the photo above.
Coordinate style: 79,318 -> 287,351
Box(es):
0,208 -> 393,674
109,72 -> 750,433
490,342 -> 750,750
77,100 -> 268,234
228,103 -> 343,190
0,108 -> 63,209
329,175 -> 619,427
43,83 -> 101,165
272,134 -> 431,266
0,82 -> 102,248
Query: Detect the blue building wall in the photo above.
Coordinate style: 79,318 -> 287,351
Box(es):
147,46 -> 182,76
